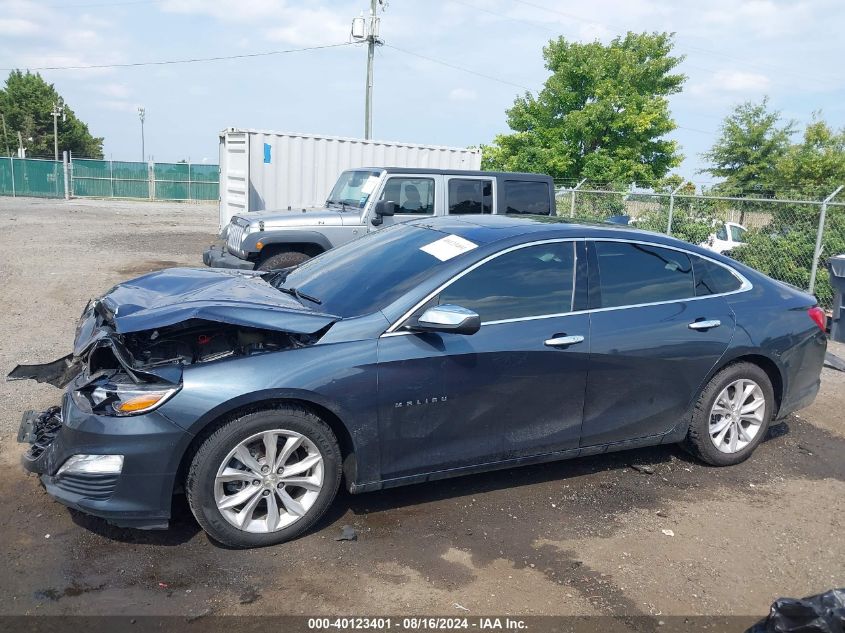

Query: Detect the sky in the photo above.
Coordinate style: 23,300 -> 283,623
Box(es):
1,0 -> 844,186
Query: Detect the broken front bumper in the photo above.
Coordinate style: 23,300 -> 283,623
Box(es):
18,393 -> 193,530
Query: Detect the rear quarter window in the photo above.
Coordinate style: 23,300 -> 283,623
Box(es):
503,180 -> 551,215
692,256 -> 742,296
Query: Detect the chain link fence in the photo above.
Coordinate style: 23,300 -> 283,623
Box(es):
0,156 -> 219,202
556,182 -> 845,310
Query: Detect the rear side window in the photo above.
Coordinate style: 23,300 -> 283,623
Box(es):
504,181 -> 551,215
595,241 -> 694,308
448,179 -> 492,215
692,256 -> 742,296
438,242 -> 575,322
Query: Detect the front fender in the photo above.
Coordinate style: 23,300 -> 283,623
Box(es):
241,230 -> 334,254
157,340 -> 381,485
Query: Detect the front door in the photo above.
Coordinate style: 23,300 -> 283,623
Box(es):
372,176 -> 437,230
376,240 -> 590,480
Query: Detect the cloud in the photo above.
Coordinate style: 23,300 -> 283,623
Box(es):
449,87 -> 477,102
690,70 -> 772,96
97,83 -> 132,99
161,0 -> 352,46
0,18 -> 41,37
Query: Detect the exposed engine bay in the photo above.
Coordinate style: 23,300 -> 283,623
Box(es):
9,317 -> 324,389
6,266 -> 339,392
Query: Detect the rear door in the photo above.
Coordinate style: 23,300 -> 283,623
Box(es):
376,239 -> 590,480
446,176 -> 495,216
580,240 -> 737,447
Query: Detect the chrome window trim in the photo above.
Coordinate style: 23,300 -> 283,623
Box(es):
384,238 -> 581,334
381,236 -> 753,338
590,238 -> 753,309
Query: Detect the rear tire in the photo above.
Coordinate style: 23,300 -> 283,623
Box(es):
256,250 -> 310,271
685,362 -> 774,466
186,406 -> 342,548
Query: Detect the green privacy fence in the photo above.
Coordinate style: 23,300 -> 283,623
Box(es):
0,157 -> 66,198
0,157 -> 218,201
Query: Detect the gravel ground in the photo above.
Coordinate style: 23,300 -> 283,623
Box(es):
0,197 -> 842,619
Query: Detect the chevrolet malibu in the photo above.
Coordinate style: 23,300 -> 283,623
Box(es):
11,216 -> 827,548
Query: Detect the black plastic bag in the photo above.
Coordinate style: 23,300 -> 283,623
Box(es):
746,588 -> 845,633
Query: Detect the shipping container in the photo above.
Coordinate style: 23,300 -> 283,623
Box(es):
218,128 -> 482,229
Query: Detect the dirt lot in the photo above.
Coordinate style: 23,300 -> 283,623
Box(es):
0,197 -> 842,619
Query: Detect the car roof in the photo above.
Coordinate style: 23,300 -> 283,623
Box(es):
356,167 -> 553,181
408,214 -> 708,253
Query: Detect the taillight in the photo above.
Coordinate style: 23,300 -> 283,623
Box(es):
808,306 -> 827,332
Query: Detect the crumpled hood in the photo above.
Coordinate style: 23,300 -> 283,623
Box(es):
87,267 -> 338,342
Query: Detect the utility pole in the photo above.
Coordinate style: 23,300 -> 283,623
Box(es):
0,113 -> 10,157
138,106 -> 146,162
51,98 -> 65,161
351,1 -> 384,139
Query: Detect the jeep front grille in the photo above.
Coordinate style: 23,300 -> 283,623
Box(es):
226,219 -> 247,255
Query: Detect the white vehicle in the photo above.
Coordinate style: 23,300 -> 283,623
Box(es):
702,222 -> 747,254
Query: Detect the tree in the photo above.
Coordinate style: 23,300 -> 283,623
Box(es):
700,97 -> 794,196
728,114 -> 845,307
0,70 -> 103,159
482,32 -> 685,187
775,115 -> 845,198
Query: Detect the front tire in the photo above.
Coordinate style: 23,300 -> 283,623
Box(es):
685,362 -> 774,466
256,250 -> 310,271
186,406 -> 342,548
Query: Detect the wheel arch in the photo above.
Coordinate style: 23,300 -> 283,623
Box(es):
174,391 -> 359,497
702,350 -> 785,418
257,241 -> 325,264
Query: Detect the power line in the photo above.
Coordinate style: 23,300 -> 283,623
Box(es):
385,43 -> 715,135
383,44 -> 533,91
1,42 -> 355,72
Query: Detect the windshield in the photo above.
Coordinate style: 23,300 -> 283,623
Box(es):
278,224 -> 462,317
326,170 -> 382,209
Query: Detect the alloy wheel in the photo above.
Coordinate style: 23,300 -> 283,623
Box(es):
708,378 -> 766,454
214,430 -> 324,533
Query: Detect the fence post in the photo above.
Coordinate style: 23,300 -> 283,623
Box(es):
570,179 -> 586,218
188,161 -> 192,202
62,151 -> 69,200
110,159 -> 115,198
9,156 -> 15,198
666,182 -> 684,235
148,160 -> 154,200
809,185 -> 844,295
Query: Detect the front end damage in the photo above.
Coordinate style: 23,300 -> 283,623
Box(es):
8,267 -> 339,528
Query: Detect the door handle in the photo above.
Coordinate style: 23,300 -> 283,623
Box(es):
544,335 -> 585,347
688,319 -> 721,330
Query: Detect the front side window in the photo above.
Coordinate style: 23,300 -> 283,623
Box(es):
503,180 -> 551,215
595,241 -> 694,308
448,179 -> 493,215
379,177 -> 435,215
437,242 -> 575,322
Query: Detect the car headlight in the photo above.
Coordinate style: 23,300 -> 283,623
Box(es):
75,380 -> 180,416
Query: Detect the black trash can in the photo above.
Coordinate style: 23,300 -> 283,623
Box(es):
826,254 -> 845,342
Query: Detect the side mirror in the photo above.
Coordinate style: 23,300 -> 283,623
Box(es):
413,304 -> 480,335
371,200 -> 396,226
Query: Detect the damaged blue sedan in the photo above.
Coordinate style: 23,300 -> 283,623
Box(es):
11,215 -> 827,548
